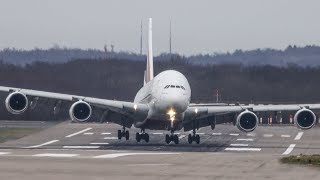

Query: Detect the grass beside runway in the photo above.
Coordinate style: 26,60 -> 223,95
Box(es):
280,154 -> 320,166
0,128 -> 41,143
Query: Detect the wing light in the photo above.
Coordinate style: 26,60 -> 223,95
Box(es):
134,104 -> 138,111
195,108 -> 198,114
167,108 -> 176,121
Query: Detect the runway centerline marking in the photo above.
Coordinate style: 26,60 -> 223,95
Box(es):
225,148 -> 261,152
230,144 -> 249,147
25,140 -> 59,148
263,134 -> 274,137
236,138 -> 254,141
65,128 -> 92,138
101,132 -> 112,135
33,153 -> 79,157
178,135 -> 186,139
84,132 -> 94,135
230,134 -> 239,136
93,152 -> 181,159
63,146 -> 100,149
152,132 -> 164,135
281,135 -> 291,138
246,133 -> 255,137
212,133 -> 222,136
90,142 -> 110,145
294,132 -> 304,140
282,144 -> 296,155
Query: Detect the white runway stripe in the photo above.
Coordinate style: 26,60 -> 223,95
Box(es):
230,134 -> 239,136
246,133 -> 255,137
230,144 -> 249,147
65,128 -> 92,138
25,140 -> 59,148
197,133 -> 205,135
281,135 -> 291,138
152,132 -> 164,135
282,144 -> 296,155
33,153 -> 79,157
212,133 -> 222,136
178,135 -> 186,139
101,132 -> 112,135
63,146 -> 100,149
236,138 -> 254,141
294,132 -> 304,140
104,137 -> 118,140
0,152 -> 11,155
225,148 -> 261,152
263,134 -> 274,137
90,142 -> 110,145
93,152 -> 180,159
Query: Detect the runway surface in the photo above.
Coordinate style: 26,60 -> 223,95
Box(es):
1,121 -> 320,179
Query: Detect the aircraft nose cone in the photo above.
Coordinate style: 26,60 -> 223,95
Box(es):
160,93 -> 188,113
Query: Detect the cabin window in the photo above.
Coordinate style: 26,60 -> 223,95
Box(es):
176,86 -> 181,88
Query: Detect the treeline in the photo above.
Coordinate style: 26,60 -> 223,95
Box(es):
1,45 -> 320,67
1,57 -> 320,121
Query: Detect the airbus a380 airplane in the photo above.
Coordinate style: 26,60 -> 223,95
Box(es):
1,18 -> 319,144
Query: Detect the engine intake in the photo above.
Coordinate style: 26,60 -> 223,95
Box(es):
5,92 -> 28,114
69,101 -> 92,122
236,110 -> 258,132
294,108 -> 316,129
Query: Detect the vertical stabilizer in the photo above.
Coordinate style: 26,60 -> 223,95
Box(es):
144,18 -> 154,84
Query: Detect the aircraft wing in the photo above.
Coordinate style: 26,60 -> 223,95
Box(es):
0,86 -> 149,126
184,103 -> 320,131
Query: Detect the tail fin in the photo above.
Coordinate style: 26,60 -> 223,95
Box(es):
144,18 -> 154,85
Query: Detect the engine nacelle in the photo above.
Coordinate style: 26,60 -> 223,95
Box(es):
5,92 -> 28,114
69,100 -> 92,122
236,110 -> 258,132
294,108 -> 316,130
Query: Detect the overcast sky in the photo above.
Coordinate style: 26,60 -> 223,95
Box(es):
0,0 -> 319,55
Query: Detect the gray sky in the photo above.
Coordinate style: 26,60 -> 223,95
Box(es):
0,0 -> 319,55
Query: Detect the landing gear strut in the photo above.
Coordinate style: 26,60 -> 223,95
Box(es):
118,126 -> 129,140
165,130 -> 179,144
188,129 -> 200,144
136,129 -> 149,142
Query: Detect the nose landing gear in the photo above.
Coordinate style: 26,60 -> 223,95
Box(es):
117,126 -> 129,140
188,129 -> 200,144
165,130 -> 179,144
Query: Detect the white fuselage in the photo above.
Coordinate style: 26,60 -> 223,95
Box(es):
134,70 -> 191,122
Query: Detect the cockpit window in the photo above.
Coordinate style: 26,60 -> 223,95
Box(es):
164,85 -> 170,89
170,85 -> 175,88
181,86 -> 185,90
176,86 -> 180,88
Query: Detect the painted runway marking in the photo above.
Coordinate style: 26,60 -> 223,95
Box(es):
230,133 -> 239,136
263,134 -> 274,138
174,133 -> 180,135
236,138 -> 254,141
93,152 -> 180,159
90,142 -> 110,145
0,152 -> 11,155
101,132 -> 112,135
282,144 -> 296,155
230,144 -> 249,147
212,133 -> 222,136
104,137 -> 118,140
246,133 -> 255,137
225,148 -> 261,152
63,146 -> 100,149
294,132 -> 304,140
33,153 -> 79,158
281,135 -> 291,138
65,128 -> 92,138
25,140 -> 59,148
128,164 -> 173,166
152,132 -> 164,135
178,135 -> 186,139
197,133 -> 205,135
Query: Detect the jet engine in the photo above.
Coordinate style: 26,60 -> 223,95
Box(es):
69,100 -> 92,122
5,92 -> 28,114
236,110 -> 258,132
294,108 -> 316,129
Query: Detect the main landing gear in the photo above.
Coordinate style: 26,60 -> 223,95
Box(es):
165,130 -> 179,144
136,129 -> 149,142
188,129 -> 200,144
117,126 -> 129,140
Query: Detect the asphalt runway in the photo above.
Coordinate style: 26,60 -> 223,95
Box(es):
1,121 -> 320,179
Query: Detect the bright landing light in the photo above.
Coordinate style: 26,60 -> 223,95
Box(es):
167,108 -> 176,121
